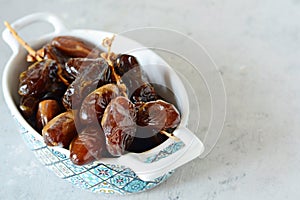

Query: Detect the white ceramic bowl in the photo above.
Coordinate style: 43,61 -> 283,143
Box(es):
2,13 -> 204,194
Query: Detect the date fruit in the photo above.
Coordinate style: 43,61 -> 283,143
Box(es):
42,111 -> 77,148
137,100 -> 181,133
64,58 -> 105,82
51,36 -> 102,59
70,126 -> 107,165
79,84 -> 122,125
113,54 -> 158,103
130,83 -> 157,103
113,54 -> 140,77
62,58 -> 113,110
36,99 -> 61,131
19,95 -> 39,120
19,59 -> 59,97
101,96 -> 136,156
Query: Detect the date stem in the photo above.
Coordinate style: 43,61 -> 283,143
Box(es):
4,21 -> 43,61
160,130 -> 180,142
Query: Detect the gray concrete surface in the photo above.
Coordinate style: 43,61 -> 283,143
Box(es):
0,0 -> 299,199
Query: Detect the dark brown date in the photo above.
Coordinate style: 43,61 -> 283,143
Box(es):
18,59 -> 65,126
101,96 -> 136,156
79,84 -> 121,125
113,54 -> 140,76
42,111 -> 77,148
50,36 -> 102,59
64,58 -> 103,82
62,58 -> 114,110
126,100 -> 180,153
130,83 -> 157,103
19,59 -> 58,97
113,54 -> 158,103
70,126 -> 107,165
36,99 -> 61,131
28,36 -> 103,64
19,95 -> 39,120
127,85 -> 180,153
114,55 -> 144,92
137,100 -> 181,132
42,43 -> 70,64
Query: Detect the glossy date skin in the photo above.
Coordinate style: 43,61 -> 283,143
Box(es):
19,36 -> 103,130
64,58 -> 105,82
36,99 -> 61,131
113,54 -> 158,103
126,100 -> 180,153
17,33 -> 182,165
101,96 -> 136,156
70,126 -> 107,165
136,100 -> 181,131
42,111 -> 77,148
50,36 -> 102,59
18,59 -> 66,123
19,59 -> 59,97
62,58 -> 114,110
32,36 -> 103,64
79,84 -> 121,125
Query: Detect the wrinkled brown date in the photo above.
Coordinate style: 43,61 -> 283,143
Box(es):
130,83 -> 157,103
137,100 -> 181,132
79,84 -> 121,125
101,96 -> 136,156
126,100 -> 180,153
51,36 -> 102,59
113,54 -> 144,91
113,54 -> 158,103
62,58 -> 114,110
41,43 -> 70,64
36,99 -> 61,131
17,32 -> 182,165
70,126 -> 107,165
42,111 -> 77,148
64,58 -> 103,81
37,36 -> 102,64
18,59 -> 65,125
19,59 -> 58,97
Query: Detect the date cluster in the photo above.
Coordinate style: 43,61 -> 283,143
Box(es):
18,36 -> 181,165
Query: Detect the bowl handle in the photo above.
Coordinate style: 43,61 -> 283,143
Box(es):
120,127 -> 204,181
2,12 -> 67,54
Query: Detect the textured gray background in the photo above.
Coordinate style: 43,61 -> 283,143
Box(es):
1,0 -> 299,199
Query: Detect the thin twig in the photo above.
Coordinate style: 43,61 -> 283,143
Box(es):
160,130 -> 180,142
4,21 -> 43,61
101,35 -> 122,85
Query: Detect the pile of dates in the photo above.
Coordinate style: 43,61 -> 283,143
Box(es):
18,36 -> 181,165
